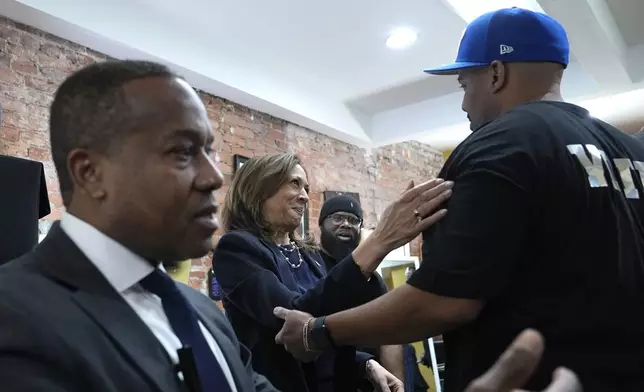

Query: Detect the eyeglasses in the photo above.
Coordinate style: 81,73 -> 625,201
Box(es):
329,213 -> 362,227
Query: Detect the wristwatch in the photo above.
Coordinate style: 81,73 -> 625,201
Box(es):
308,316 -> 335,351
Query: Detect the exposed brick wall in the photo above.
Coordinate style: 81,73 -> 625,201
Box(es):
0,17 -> 108,217
0,16 -> 445,291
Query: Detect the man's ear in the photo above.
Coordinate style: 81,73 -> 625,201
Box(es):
489,60 -> 507,94
67,148 -> 107,200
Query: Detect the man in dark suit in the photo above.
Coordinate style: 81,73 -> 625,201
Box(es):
0,60 -> 278,392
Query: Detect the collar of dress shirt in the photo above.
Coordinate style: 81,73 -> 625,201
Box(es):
60,212 -> 156,293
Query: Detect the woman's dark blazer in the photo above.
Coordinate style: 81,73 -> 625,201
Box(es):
212,230 -> 383,392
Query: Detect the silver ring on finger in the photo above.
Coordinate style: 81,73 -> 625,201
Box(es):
413,208 -> 420,217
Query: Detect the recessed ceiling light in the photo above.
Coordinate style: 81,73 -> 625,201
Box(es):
445,0 -> 545,23
386,28 -> 417,50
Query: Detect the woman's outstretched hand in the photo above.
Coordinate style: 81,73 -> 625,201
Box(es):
371,178 -> 453,253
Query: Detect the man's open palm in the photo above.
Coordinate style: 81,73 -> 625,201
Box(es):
465,329 -> 581,392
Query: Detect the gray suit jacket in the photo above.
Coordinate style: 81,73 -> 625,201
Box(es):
0,222 -> 278,392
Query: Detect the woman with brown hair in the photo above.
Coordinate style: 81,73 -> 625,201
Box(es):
212,152 -> 452,392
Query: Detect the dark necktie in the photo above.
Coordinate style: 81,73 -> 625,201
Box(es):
139,269 -> 233,392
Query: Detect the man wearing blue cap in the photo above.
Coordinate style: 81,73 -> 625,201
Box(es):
274,8 -> 644,392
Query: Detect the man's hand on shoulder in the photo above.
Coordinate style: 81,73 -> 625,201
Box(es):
466,329 -> 581,392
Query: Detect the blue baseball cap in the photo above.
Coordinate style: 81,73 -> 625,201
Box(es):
424,7 -> 569,75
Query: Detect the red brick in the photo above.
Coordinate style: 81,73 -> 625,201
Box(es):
189,269 -> 206,280
224,113 -> 250,128
0,125 -> 20,142
19,33 -> 41,51
268,129 -> 285,140
217,162 -> 232,175
231,126 -> 255,139
39,66 -> 70,81
0,24 -> 21,45
36,52 -> 68,69
19,130 -> 49,149
27,146 -> 50,161
48,192 -> 63,208
232,146 -> 254,158
25,75 -> 57,93
45,178 -> 60,193
12,60 -> 38,75
7,43 -> 36,63
0,67 -> 24,85
2,99 -> 28,115
39,42 -> 62,57
2,140 -> 27,157
230,135 -> 246,147
0,51 -> 11,68
67,52 -> 95,67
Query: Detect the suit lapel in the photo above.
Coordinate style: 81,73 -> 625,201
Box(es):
73,292 -> 180,392
37,224 -> 179,392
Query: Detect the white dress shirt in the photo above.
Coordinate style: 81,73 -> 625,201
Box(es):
60,213 -> 238,391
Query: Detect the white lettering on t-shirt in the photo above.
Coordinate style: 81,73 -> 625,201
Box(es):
567,144 -> 642,199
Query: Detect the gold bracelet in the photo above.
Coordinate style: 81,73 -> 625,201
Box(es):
353,258 -> 364,273
302,317 -> 315,353
353,259 -> 372,281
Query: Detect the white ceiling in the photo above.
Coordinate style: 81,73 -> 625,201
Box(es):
3,0 -> 644,149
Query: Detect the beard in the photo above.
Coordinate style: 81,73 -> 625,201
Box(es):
320,229 -> 360,265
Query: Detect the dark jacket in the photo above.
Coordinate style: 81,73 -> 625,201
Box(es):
213,230 -> 383,392
0,223 -> 276,392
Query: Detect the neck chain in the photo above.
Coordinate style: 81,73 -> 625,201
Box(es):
278,242 -> 304,269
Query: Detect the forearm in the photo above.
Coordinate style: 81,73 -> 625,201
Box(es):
351,234 -> 389,277
325,284 -> 449,347
379,344 -> 405,382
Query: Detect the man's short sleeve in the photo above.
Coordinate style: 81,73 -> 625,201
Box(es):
407,111 -> 543,299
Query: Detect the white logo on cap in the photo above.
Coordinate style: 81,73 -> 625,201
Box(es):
500,45 -> 514,55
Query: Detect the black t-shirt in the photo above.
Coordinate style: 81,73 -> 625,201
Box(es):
407,101 -> 644,392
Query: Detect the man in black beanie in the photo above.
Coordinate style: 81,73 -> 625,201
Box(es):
318,195 -> 365,264
318,195 -> 405,385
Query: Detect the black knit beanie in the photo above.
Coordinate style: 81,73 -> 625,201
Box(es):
318,195 -> 363,226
